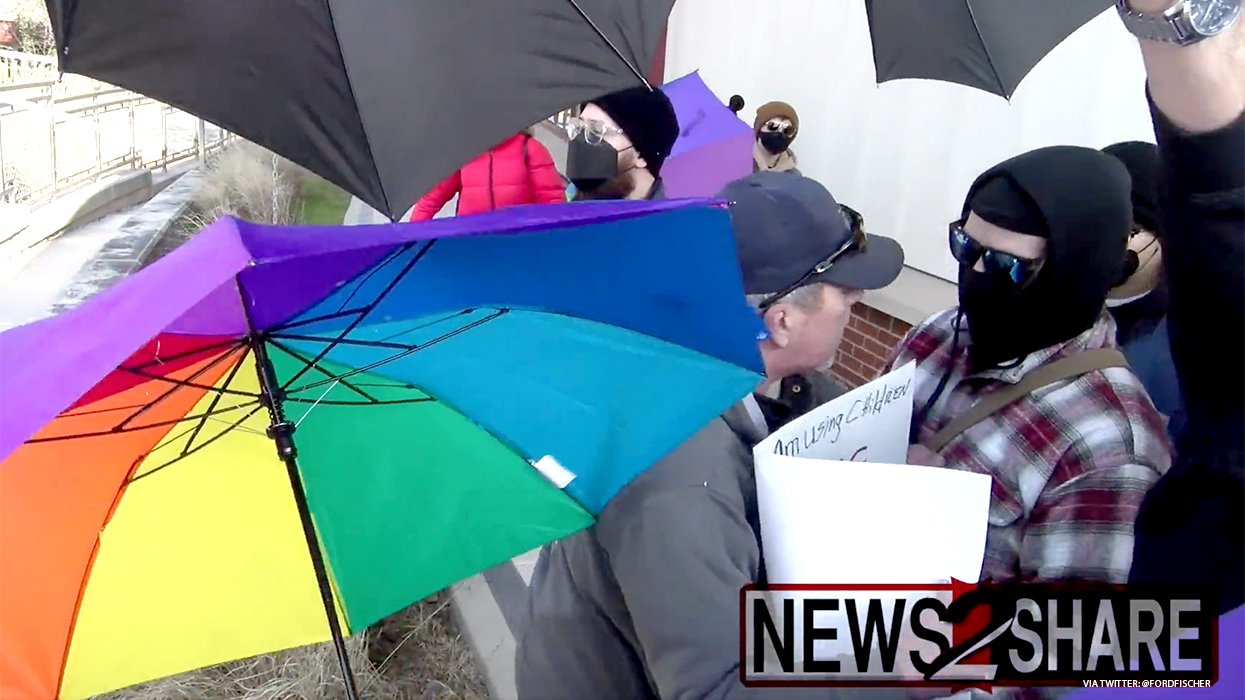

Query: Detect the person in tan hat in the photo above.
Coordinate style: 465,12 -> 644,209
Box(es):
1103,140 -> 1184,442
752,101 -> 801,174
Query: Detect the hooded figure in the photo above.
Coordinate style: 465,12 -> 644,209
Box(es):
886,145 -> 1172,586
1103,141 -> 1166,342
956,146 -> 1132,370
1102,140 -> 1184,441
752,101 -> 800,174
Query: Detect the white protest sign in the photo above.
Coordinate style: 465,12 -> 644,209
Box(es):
756,361 -> 916,464
755,457 -> 992,585
752,363 -> 993,667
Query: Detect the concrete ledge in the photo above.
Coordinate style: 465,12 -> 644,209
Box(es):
451,573 -> 520,700
534,120 -> 569,144
0,170 -> 154,277
51,169 -> 203,312
862,265 -> 957,327
449,549 -> 540,700
0,203 -> 30,245
343,196 -> 392,226
60,169 -> 155,233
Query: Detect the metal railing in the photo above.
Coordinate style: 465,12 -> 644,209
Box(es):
0,50 -> 58,84
1,62 -> 234,206
548,106 -> 577,130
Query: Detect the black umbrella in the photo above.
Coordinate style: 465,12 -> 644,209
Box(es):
43,0 -> 673,221
864,0 -> 1115,99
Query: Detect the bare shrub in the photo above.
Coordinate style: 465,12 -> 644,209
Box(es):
10,0 -> 55,55
186,141 -> 305,227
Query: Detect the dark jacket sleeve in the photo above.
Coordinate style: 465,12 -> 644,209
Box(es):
1150,102 -> 1244,432
599,487 -> 911,700
1129,101 -> 1244,613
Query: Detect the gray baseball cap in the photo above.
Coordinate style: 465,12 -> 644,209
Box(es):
718,172 -> 904,301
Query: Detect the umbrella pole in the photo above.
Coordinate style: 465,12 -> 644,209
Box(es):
249,333 -> 363,700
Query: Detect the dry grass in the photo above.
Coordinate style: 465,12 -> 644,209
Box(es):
183,141 -> 303,228
97,594 -> 489,700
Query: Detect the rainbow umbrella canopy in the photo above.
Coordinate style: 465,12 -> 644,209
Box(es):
0,199 -> 763,699
660,71 -> 755,199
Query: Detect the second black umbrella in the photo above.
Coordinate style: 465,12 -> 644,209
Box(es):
865,0 -> 1115,99
44,0 -> 673,220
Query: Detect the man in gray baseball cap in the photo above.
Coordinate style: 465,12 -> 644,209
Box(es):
725,172 -> 904,383
517,172 -> 905,699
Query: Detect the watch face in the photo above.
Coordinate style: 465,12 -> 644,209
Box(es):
1189,0 -> 1242,35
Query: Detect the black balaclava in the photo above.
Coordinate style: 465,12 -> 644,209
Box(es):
958,146 -> 1132,371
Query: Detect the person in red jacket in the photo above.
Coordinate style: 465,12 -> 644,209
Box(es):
408,129 -> 567,221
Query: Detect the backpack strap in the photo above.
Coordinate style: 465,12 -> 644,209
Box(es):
922,349 -> 1130,453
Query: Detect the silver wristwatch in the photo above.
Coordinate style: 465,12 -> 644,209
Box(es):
1116,0 -> 1243,45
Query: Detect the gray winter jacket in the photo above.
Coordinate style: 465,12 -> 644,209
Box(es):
516,374 -> 910,699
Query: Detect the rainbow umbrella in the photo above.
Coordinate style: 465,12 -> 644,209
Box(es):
660,71 -> 755,199
0,199 -> 762,699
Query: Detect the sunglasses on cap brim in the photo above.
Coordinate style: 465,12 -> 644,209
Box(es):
948,220 -> 1041,286
758,206 -> 868,311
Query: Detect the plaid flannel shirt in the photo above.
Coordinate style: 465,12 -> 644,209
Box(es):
886,309 -> 1173,585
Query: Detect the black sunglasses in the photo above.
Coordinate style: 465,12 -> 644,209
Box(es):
758,206 -> 867,311
948,221 -> 1041,286
761,120 -> 795,135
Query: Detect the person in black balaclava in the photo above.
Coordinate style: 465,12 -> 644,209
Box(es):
564,86 -> 678,201
885,145 -> 1174,587
1102,140 -> 1185,443
954,150 -> 1130,371
1103,141 -> 1166,345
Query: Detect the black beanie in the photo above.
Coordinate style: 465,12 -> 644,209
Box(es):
587,86 -> 679,177
1102,141 -> 1159,232
967,175 -> 1049,238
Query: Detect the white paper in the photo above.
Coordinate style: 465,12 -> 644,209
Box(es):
755,456 -> 992,585
756,362 -> 916,464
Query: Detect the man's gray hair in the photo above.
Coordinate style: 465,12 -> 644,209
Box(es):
746,283 -> 826,313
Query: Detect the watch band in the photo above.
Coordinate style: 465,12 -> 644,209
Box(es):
1116,0 -> 1202,45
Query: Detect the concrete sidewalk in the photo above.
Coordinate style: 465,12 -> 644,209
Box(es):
0,168 -> 203,331
450,552 -> 539,700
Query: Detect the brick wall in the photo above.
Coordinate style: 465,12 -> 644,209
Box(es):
830,303 -> 915,389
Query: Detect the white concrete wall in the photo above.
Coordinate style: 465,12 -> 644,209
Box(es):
664,1 -> 1155,282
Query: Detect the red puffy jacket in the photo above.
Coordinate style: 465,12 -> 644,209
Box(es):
409,133 -> 566,221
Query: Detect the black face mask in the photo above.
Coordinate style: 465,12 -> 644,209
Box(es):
759,131 -> 794,155
959,265 -> 1033,370
566,136 -> 623,192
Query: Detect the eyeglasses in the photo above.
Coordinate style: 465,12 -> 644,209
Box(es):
565,116 -> 626,145
761,120 -> 794,135
948,221 -> 1041,286
758,208 -> 868,311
